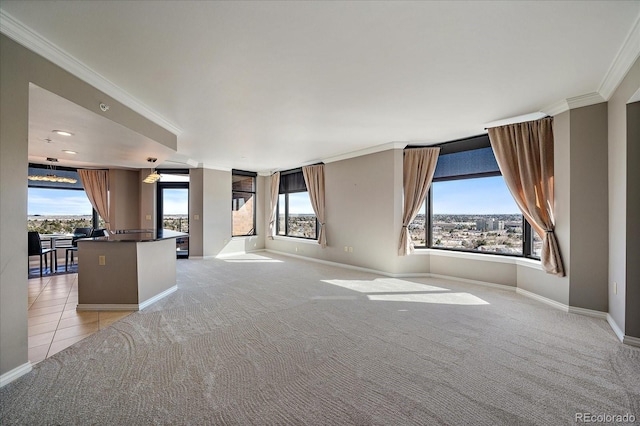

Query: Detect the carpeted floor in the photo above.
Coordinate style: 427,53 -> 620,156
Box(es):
2,252 -> 639,425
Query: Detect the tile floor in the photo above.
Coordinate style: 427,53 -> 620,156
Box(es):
28,273 -> 133,364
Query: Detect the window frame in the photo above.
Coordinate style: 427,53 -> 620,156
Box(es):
409,137 -> 538,259
232,169 -> 257,237
276,168 -> 318,240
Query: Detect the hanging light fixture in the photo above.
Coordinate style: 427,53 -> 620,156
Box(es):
28,157 -> 77,184
143,157 -> 161,183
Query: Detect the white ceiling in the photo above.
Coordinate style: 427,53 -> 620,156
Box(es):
2,1 -> 639,173
28,83 -> 176,169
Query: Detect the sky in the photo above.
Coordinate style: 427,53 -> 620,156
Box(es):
28,175 -> 519,216
432,176 -> 520,214
28,187 -> 190,216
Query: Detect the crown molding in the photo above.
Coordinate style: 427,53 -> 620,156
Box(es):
323,142 -> 406,164
541,99 -> 569,116
599,14 -> 640,100
541,92 -> 606,117
0,10 -> 183,136
483,112 -> 548,129
566,92 -> 606,109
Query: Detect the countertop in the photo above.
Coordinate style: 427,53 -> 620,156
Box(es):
80,229 -> 188,243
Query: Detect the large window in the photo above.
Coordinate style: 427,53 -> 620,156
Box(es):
409,135 -> 540,259
232,170 -> 256,236
27,164 -> 98,234
277,169 -> 317,239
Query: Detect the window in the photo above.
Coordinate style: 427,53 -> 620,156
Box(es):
27,164 -> 98,234
409,135 -> 540,258
232,170 -> 256,236
276,169 -> 317,239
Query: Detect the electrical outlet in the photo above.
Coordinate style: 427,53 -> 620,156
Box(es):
344,246 -> 348,252
349,246 -> 353,253
145,214 -> 152,220
99,255 -> 106,266
194,214 -> 200,220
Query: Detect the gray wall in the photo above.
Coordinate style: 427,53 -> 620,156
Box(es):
568,103 -> 609,312
0,34 -> 176,376
625,101 -> 640,338
139,168 -> 157,230
0,34 -> 30,377
608,57 -> 640,336
109,169 -> 141,230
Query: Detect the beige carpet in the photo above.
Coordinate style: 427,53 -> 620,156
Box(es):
1,252 -> 639,425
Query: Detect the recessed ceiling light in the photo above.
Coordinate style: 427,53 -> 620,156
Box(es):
62,150 -> 77,155
52,130 -> 73,136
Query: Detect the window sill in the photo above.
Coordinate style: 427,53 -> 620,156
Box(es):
273,235 -> 318,244
414,248 -> 543,270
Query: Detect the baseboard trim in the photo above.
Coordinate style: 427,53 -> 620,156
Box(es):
516,288 -> 610,319
623,335 -> 640,348
567,306 -> 608,320
76,304 -> 140,311
0,362 -> 32,388
139,285 -> 178,310
516,288 -> 569,312
607,314 -> 625,342
76,285 -> 178,311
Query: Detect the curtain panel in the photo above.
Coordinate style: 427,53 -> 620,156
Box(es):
399,147 -> 440,256
487,117 -> 565,276
268,172 -> 280,239
302,164 -> 327,248
78,169 -> 111,231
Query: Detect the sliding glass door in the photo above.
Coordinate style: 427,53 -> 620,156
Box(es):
156,172 -> 189,258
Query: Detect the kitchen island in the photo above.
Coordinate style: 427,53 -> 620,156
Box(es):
76,229 -> 187,311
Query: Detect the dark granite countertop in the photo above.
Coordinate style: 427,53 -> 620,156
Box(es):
79,229 -> 188,243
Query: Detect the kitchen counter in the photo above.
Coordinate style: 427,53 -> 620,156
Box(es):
76,229 -> 186,311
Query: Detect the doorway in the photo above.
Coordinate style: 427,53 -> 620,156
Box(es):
156,171 -> 190,258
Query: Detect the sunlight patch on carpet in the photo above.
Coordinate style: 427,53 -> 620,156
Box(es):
321,278 -> 448,293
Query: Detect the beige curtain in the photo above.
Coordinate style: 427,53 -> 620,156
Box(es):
302,164 -> 327,248
399,148 -> 440,256
78,169 -> 110,231
268,172 -> 280,239
488,117 -> 564,276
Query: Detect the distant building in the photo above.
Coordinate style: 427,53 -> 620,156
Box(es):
476,218 -> 497,231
